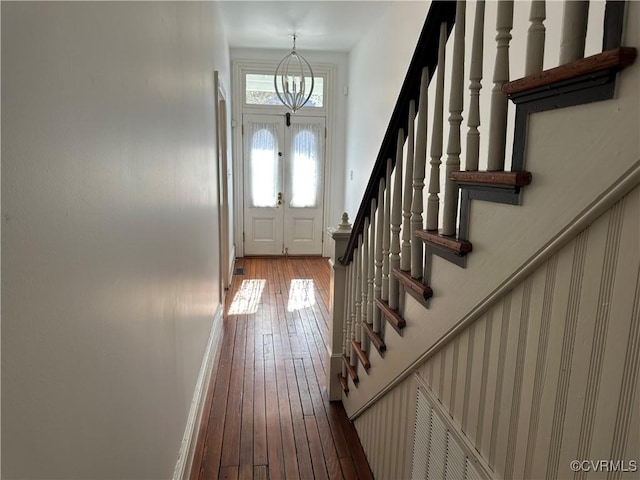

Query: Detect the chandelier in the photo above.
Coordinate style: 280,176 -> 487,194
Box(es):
274,34 -> 315,113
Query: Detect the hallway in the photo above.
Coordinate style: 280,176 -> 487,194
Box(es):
191,257 -> 374,479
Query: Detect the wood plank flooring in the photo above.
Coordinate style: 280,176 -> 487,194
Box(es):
191,257 -> 373,480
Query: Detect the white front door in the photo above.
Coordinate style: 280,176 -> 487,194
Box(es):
243,114 -> 325,256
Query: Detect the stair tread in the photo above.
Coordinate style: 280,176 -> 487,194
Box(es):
361,321 -> 386,356
392,268 -> 433,300
375,299 -> 406,336
503,47 -> 637,95
342,354 -> 359,385
337,373 -> 349,394
450,170 -> 531,187
351,340 -> 370,371
415,230 -> 472,255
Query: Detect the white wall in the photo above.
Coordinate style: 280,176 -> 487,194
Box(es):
1,2 -> 230,478
343,1 -> 431,217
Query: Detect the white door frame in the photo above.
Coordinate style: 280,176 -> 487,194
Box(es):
231,59 -> 337,258
214,71 -> 233,297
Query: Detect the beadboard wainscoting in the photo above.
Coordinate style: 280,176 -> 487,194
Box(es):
354,185 -> 639,480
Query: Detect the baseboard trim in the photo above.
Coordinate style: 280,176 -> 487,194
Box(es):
173,304 -> 224,480
227,245 -> 236,289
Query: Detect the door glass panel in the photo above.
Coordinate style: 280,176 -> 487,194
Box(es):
247,122 -> 279,207
289,123 -> 323,208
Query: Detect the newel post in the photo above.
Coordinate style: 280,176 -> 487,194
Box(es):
326,213 -> 352,401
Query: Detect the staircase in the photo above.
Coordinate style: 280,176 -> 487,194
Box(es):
327,1 -> 639,478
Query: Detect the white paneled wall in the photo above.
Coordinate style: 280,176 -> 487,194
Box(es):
355,186 -> 640,479
356,375 -> 415,479
411,382 -> 490,479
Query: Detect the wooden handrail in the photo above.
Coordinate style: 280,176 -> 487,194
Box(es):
339,1 -> 456,265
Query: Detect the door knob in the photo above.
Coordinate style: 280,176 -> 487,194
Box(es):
277,192 -> 283,205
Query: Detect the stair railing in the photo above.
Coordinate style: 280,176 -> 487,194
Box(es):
330,0 -> 635,396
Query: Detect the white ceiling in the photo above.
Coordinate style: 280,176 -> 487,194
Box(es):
218,1 -> 396,52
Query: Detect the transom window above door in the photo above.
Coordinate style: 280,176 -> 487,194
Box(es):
244,73 -> 325,108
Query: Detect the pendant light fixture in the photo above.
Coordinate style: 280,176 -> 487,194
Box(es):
274,34 -> 315,113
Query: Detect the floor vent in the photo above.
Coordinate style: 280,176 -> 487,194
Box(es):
234,267 -> 245,275
411,378 -> 492,480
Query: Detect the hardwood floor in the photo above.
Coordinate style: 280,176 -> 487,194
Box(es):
191,257 -> 373,480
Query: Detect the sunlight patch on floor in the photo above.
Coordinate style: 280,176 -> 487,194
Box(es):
287,279 -> 316,312
228,279 -> 266,315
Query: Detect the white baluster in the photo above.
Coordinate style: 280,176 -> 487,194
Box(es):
345,262 -> 352,364
411,68 -> 429,278
526,1 -> 546,75
373,177 -> 385,333
361,218 -> 369,346
382,158 -> 392,302
427,22 -> 448,230
354,236 -> 362,349
342,262 -> 348,377
401,100 -> 416,272
466,2 -> 485,171
560,1 -> 589,65
487,0 -> 514,172
367,199 -> 376,328
389,130 -> 404,311
443,0 -> 466,236
350,247 -> 358,367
